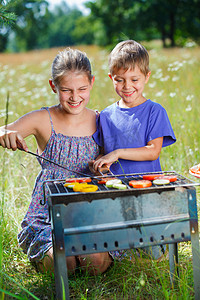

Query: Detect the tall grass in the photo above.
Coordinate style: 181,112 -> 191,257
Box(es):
0,43 -> 200,299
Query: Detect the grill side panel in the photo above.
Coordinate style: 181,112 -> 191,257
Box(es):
51,189 -> 191,256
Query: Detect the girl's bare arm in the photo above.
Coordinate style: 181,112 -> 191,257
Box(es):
0,110 -> 50,151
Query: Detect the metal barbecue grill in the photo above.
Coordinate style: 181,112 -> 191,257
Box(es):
44,171 -> 200,300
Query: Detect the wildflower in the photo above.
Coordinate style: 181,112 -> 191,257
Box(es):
152,69 -> 163,79
155,90 -> 164,97
167,61 -> 186,72
41,60 -> 50,67
33,93 -> 41,99
148,81 -> 156,88
186,95 -> 194,101
140,279 -> 145,286
172,76 -> 179,82
160,75 -> 169,82
189,149 -> 193,155
185,105 -> 192,112
169,92 -> 176,98
9,69 -> 16,76
0,110 -> 13,118
25,91 -> 32,96
19,88 -> 26,93
108,98 -> 116,103
101,63 -> 107,70
1,87 -> 7,94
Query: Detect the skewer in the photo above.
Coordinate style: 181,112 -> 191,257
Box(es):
18,148 -> 113,179
97,165 -> 115,177
18,148 -> 93,177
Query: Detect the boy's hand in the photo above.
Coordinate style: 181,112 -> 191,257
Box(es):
93,150 -> 119,171
0,128 -> 28,151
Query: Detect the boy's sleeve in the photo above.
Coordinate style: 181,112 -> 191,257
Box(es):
93,114 -> 104,147
147,104 -> 176,147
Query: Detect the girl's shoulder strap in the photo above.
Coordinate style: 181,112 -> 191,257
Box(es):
95,109 -> 100,120
41,106 -> 54,131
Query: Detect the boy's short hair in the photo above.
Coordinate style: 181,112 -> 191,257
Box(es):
109,40 -> 150,76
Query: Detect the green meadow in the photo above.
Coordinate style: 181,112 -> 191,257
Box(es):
0,43 -> 200,299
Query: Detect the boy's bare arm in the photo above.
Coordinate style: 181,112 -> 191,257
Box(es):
93,137 -> 163,170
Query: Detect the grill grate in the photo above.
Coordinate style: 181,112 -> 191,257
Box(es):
43,171 -> 199,205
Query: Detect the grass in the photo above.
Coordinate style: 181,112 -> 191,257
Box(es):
0,43 -> 200,299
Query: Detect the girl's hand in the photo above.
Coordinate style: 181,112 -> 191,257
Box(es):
93,150 -> 119,171
0,128 -> 28,151
88,160 -> 97,174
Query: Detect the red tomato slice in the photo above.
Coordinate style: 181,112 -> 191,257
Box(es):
129,180 -> 152,188
78,178 -> 92,183
142,174 -> 164,181
65,178 -> 79,183
66,177 -> 91,183
97,177 -> 117,184
158,175 -> 177,182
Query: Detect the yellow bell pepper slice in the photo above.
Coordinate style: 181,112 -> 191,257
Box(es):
80,184 -> 98,192
72,182 -> 98,192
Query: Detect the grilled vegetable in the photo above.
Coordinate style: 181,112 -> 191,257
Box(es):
153,179 -> 170,185
129,180 -> 152,188
158,175 -> 177,182
65,177 -> 92,183
64,182 -> 76,188
105,179 -> 122,188
97,177 -> 117,184
72,182 -> 98,192
80,184 -> 98,192
112,183 -> 127,190
142,174 -> 164,181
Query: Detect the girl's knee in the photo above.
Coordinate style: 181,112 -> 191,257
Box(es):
36,247 -> 54,273
36,248 -> 111,275
78,252 -> 112,274
66,256 -> 77,273
36,249 -> 77,274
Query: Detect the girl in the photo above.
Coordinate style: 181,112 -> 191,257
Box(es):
0,48 -> 112,274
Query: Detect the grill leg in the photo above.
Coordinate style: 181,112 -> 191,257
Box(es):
191,228 -> 200,300
169,243 -> 178,285
52,206 -> 70,300
53,245 -> 69,300
188,189 -> 200,300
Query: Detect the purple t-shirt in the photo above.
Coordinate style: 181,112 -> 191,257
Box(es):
93,99 -> 176,175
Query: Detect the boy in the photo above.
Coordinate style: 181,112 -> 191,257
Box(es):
93,40 -> 176,175
93,40 -> 176,260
